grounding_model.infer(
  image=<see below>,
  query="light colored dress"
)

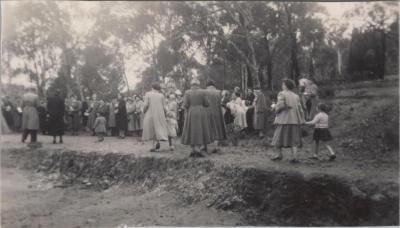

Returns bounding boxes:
[21,92,40,130]
[94,116,107,133]
[141,90,169,141]
[107,103,116,128]
[165,99,178,138]
[253,91,267,130]
[133,100,144,131]
[227,97,247,129]
[126,102,136,131]
[0,100,11,134]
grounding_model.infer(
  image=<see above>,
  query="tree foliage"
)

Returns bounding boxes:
[2,1,398,98]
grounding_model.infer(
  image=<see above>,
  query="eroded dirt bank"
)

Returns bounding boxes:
[2,147,399,227]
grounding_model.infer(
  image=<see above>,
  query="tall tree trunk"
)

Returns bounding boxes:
[267,59,273,89]
[290,35,300,83]
[337,48,342,76]
[285,4,300,83]
[379,29,386,80]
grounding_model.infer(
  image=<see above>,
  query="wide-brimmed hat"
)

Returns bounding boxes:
[174,90,182,96]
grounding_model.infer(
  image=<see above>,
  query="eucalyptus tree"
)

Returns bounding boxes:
[346,1,399,79]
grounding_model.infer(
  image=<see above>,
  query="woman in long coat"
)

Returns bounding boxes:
[47,90,65,144]
[181,79,212,157]
[21,88,40,143]
[126,97,136,134]
[115,93,127,138]
[107,99,117,136]
[271,79,305,163]
[1,99,11,134]
[142,83,169,152]
[253,89,267,138]
[87,94,99,134]
[204,80,227,152]
[133,95,144,136]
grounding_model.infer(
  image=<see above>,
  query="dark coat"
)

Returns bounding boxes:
[116,99,127,130]
[47,96,65,136]
[205,86,227,141]
[181,88,213,145]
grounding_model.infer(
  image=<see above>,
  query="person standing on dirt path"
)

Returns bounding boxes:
[181,79,213,157]
[253,88,267,138]
[142,82,169,152]
[204,79,227,153]
[306,103,336,161]
[115,93,128,139]
[271,79,305,163]
[21,87,40,144]
[299,78,319,121]
[47,89,65,144]
[165,93,178,151]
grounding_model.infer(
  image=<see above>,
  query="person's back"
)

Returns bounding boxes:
[205,88,222,112]
[274,90,304,125]
[205,85,227,141]
[147,91,165,112]
[48,96,64,115]
[184,88,207,108]
[23,92,39,107]
[94,116,107,132]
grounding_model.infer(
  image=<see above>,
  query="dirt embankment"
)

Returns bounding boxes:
[2,147,398,226]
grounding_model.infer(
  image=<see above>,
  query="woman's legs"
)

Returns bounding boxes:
[312,140,320,158]
[271,146,283,160]
[168,137,174,150]
[59,135,63,143]
[291,146,298,162]
[53,136,56,144]
[150,139,160,152]
[189,145,204,157]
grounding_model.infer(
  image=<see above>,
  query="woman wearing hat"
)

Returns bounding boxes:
[142,82,170,151]
[115,93,128,139]
[47,89,65,144]
[253,88,267,138]
[181,78,213,157]
[126,97,136,135]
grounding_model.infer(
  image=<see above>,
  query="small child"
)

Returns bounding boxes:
[93,112,107,142]
[306,103,336,161]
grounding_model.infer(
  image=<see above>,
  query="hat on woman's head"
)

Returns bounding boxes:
[174,90,182,96]
[190,78,200,86]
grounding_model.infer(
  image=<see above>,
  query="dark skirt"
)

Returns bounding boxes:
[48,114,64,136]
[271,124,302,148]
[313,128,332,141]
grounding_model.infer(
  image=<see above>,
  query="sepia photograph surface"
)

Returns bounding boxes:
[0,1,399,227]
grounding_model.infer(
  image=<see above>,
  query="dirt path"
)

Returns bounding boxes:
[1,133,398,184]
[1,166,244,228]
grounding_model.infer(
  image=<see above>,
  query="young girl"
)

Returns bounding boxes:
[93,112,107,142]
[306,103,336,161]
[165,93,178,151]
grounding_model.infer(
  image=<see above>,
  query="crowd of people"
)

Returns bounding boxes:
[1,77,335,162]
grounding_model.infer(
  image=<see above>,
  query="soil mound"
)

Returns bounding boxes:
[2,147,398,226]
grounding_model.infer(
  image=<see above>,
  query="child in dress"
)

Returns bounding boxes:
[165,94,178,151]
[306,103,336,161]
[93,112,107,142]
